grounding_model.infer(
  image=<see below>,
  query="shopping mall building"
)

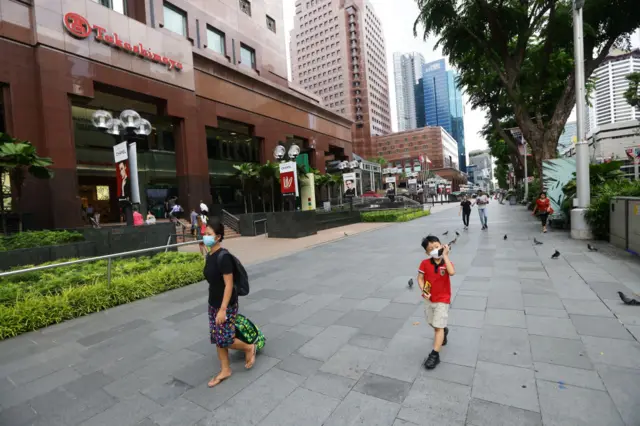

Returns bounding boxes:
[0,0,353,229]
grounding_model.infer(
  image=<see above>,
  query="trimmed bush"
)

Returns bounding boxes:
[585,180,640,240]
[0,252,204,339]
[0,230,84,252]
[362,208,430,222]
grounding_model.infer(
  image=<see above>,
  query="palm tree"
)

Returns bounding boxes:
[233,163,256,213]
[257,161,279,212]
[369,156,387,168]
[0,133,54,233]
[315,173,331,202]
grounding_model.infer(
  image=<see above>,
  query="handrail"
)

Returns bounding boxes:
[221,209,239,221]
[0,239,203,283]
[221,209,240,233]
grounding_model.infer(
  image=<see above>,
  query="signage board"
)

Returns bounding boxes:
[113,141,128,163]
[279,161,299,196]
[343,172,357,198]
[63,12,184,71]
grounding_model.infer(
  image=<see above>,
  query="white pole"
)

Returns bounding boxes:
[523,146,528,200]
[571,0,592,239]
[634,158,639,181]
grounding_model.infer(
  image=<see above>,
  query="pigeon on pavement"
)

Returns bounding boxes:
[618,291,639,306]
[587,244,598,252]
[504,235,508,240]
[443,230,449,236]
[408,279,414,289]
[551,250,560,259]
[534,238,543,245]
[455,231,460,237]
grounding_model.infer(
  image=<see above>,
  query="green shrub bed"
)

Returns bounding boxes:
[0,252,204,339]
[0,230,85,252]
[362,208,430,222]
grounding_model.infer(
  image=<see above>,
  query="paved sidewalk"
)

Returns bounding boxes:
[1,203,640,426]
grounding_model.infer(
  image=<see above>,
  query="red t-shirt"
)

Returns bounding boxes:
[536,198,550,213]
[418,258,452,304]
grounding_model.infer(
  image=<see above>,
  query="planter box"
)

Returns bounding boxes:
[316,211,361,231]
[238,213,268,236]
[78,222,174,255]
[0,241,97,270]
[266,211,317,238]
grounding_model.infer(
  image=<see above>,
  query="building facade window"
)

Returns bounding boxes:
[92,0,127,14]
[163,2,187,36]
[239,0,251,16]
[240,44,256,69]
[206,26,225,55]
[266,15,276,33]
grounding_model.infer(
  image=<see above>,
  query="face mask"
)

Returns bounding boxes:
[429,248,442,259]
[203,235,217,247]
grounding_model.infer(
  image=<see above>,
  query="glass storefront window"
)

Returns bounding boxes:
[163,2,187,37]
[72,90,178,223]
[92,0,126,15]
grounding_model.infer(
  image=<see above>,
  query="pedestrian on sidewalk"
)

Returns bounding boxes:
[418,235,455,370]
[203,218,256,388]
[532,192,553,233]
[474,189,489,230]
[459,195,472,230]
[200,199,210,219]
[190,208,198,236]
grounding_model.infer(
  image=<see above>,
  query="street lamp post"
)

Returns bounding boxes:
[571,0,592,239]
[273,142,300,211]
[91,109,152,226]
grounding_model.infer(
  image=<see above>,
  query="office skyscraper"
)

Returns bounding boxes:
[290,0,392,157]
[393,52,425,131]
[421,59,466,172]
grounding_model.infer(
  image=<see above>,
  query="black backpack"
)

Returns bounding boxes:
[217,248,250,296]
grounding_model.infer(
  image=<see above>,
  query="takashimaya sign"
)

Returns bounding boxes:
[63,12,184,71]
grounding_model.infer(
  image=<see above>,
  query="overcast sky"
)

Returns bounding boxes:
[282,0,489,153]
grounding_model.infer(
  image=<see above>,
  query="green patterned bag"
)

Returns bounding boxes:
[235,314,266,351]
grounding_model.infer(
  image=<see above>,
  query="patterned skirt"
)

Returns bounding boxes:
[208,304,238,348]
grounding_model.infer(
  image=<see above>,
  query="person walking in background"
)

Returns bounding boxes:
[532,191,553,233]
[459,195,472,230]
[474,190,489,230]
[133,208,144,227]
[190,208,198,236]
[200,200,210,219]
[203,218,256,388]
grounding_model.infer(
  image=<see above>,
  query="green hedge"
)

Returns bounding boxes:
[362,208,430,222]
[585,180,640,240]
[0,252,204,339]
[0,230,85,252]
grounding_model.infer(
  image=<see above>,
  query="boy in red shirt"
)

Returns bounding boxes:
[418,235,455,369]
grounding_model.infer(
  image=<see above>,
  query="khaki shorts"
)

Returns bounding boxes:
[424,301,449,329]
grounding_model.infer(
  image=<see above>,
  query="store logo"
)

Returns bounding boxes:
[63,12,184,71]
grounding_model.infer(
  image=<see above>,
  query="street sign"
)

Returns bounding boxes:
[279,161,299,196]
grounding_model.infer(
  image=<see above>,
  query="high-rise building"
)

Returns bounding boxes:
[587,49,640,131]
[290,0,392,158]
[421,59,466,172]
[393,52,425,131]
[468,149,493,191]
[558,121,577,153]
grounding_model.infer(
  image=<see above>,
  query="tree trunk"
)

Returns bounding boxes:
[242,180,248,214]
[271,180,275,212]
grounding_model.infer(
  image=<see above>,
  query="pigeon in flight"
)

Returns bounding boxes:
[587,244,598,252]
[408,279,414,289]
[503,235,508,240]
[534,238,543,245]
[443,230,449,236]
[618,291,639,306]
[551,250,560,259]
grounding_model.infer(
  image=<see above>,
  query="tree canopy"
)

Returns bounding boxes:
[414,0,640,172]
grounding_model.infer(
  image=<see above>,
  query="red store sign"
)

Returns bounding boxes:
[63,12,184,71]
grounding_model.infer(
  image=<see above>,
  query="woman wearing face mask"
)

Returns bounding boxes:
[202,218,256,388]
[532,191,553,233]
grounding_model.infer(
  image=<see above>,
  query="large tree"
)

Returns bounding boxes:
[414,0,640,172]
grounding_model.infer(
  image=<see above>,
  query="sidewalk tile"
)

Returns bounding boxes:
[319,344,381,380]
[479,326,532,368]
[471,361,539,412]
[562,299,615,317]
[524,307,568,318]
[595,364,640,426]
[353,373,412,404]
[570,315,634,340]
[526,316,579,340]
[418,362,475,386]
[348,334,391,351]
[438,326,482,368]
[324,391,400,426]
[466,398,542,426]
[485,309,526,328]
[297,325,359,361]
[361,317,405,338]
[448,309,485,328]
[581,336,640,369]
[302,371,356,399]
[378,303,417,319]
[78,393,161,426]
[259,387,340,426]
[488,292,524,310]
[537,379,624,426]
[533,362,605,391]
[523,295,564,310]
[398,376,470,425]
[335,310,378,329]
[149,398,208,426]
[301,309,346,327]
[529,335,592,369]
[452,296,487,311]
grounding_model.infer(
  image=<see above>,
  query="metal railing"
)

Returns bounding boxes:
[0,238,203,286]
[222,209,240,233]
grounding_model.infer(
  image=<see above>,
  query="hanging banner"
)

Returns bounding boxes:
[279,161,299,196]
[113,142,131,202]
[385,176,396,196]
[343,172,357,198]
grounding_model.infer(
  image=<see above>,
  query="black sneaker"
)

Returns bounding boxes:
[424,351,440,370]
[443,327,449,346]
